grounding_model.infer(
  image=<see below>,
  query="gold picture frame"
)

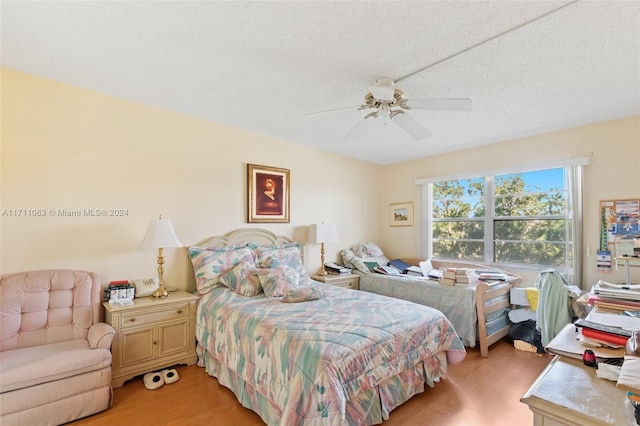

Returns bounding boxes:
[247,164,290,223]
[390,202,414,227]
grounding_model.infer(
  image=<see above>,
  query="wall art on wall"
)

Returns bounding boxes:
[390,202,414,227]
[247,164,290,223]
[599,198,640,269]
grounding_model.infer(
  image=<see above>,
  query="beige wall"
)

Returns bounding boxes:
[378,115,640,287]
[2,68,639,291]
[0,69,380,291]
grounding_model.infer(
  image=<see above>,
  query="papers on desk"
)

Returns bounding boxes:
[594,280,640,300]
[617,356,640,394]
[545,323,625,360]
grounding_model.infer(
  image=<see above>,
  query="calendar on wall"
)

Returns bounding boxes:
[598,199,640,270]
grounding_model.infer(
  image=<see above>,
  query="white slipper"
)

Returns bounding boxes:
[143,372,164,390]
[161,368,180,384]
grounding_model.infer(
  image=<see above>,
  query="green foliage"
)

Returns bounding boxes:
[433,173,570,264]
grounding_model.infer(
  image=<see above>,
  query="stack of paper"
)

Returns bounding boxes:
[594,280,640,301]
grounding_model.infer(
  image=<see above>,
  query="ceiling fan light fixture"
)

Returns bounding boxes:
[370,78,396,101]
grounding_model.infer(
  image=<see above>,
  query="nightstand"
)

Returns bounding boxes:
[311,273,359,290]
[103,290,198,388]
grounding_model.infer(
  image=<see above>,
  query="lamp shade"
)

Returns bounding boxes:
[140,217,182,248]
[308,224,338,244]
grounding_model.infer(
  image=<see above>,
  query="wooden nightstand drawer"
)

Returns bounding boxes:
[119,303,189,329]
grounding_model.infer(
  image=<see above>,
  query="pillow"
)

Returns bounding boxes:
[255,243,313,286]
[132,278,159,298]
[188,243,256,294]
[257,265,300,297]
[352,242,384,258]
[281,286,322,303]
[219,262,262,296]
[340,249,369,274]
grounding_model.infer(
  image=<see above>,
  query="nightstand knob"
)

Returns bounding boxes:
[177,309,183,314]
[130,318,136,322]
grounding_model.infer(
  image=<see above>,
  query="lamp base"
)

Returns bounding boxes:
[151,284,169,298]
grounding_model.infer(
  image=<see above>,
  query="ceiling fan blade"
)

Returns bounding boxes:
[405,98,473,111]
[391,111,431,141]
[306,105,361,117]
[342,116,370,143]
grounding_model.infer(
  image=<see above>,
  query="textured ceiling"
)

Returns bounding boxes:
[2,1,639,165]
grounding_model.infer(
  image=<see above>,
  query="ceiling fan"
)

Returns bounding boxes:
[309,78,472,142]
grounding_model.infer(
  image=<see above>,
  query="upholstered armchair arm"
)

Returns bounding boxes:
[87,322,116,349]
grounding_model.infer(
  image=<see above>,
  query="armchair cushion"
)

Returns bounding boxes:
[0,339,112,393]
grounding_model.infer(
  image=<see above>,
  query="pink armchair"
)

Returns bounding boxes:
[0,270,115,425]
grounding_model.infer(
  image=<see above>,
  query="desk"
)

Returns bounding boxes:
[521,355,636,425]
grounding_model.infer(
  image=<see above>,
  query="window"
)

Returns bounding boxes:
[420,161,585,284]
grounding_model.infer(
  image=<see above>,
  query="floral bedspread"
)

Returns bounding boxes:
[196,282,466,424]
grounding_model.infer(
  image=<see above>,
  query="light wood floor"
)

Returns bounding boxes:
[71,340,552,426]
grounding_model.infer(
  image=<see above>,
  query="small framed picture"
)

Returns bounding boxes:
[390,202,414,227]
[247,163,290,223]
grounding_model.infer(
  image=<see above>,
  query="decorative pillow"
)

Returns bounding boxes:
[352,242,384,258]
[257,265,300,297]
[255,243,313,286]
[341,249,390,274]
[132,278,159,297]
[188,243,256,294]
[340,249,370,274]
[219,262,262,296]
[281,286,322,303]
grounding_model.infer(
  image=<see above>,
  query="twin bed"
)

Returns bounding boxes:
[188,228,466,425]
[357,259,521,358]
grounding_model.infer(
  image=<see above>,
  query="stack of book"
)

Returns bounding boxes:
[439,268,479,286]
[577,280,640,348]
[325,263,352,275]
[575,318,633,347]
[476,270,508,281]
[439,269,456,286]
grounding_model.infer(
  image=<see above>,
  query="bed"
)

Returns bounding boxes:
[188,228,466,426]
[341,246,521,358]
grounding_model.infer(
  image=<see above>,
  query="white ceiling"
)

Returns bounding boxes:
[2,1,639,165]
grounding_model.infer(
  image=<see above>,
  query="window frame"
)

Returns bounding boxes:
[416,158,587,285]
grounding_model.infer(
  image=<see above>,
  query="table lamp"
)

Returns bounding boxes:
[140,215,182,298]
[308,224,338,276]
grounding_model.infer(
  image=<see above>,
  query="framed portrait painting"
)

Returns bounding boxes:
[390,202,414,227]
[247,164,290,223]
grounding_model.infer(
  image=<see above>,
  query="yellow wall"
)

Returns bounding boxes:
[379,115,640,286]
[2,68,639,290]
[0,68,380,291]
